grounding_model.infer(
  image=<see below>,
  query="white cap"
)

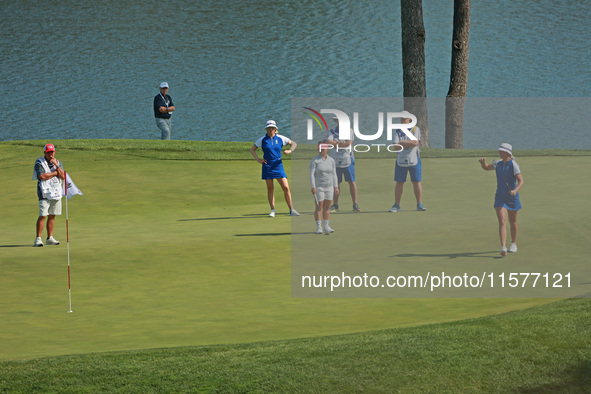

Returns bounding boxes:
[265,120,278,129]
[498,143,513,155]
[159,82,169,88]
[399,110,413,119]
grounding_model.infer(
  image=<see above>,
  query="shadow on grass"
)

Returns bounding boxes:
[178,213,313,221]
[391,251,503,260]
[235,232,315,236]
[179,216,264,221]
[518,362,591,393]
[235,233,292,237]
[0,244,32,248]
[331,210,411,215]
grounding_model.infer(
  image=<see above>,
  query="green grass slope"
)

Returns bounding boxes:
[1,298,589,392]
[1,141,589,366]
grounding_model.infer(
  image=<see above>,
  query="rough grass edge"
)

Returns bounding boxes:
[0,298,589,393]
[3,139,590,161]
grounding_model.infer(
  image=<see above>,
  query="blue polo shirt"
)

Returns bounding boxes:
[492,158,522,210]
[255,134,290,163]
[254,134,290,179]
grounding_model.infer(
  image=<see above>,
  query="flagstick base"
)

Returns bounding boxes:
[67,287,72,314]
[64,172,81,314]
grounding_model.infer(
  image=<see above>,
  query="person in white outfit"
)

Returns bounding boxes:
[310,142,339,234]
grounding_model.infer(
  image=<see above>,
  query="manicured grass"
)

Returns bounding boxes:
[4,139,590,163]
[2,139,256,161]
[1,140,589,390]
[290,154,591,298]
[0,298,589,392]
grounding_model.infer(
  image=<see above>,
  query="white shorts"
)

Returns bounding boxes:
[39,198,62,216]
[315,188,334,202]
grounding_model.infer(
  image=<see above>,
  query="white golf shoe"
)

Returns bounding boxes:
[500,246,507,257]
[389,204,401,213]
[509,243,518,253]
[269,210,276,217]
[34,237,43,247]
[46,236,60,245]
[289,209,300,216]
[316,226,323,234]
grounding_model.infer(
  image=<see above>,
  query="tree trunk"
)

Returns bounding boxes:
[401,0,429,147]
[445,0,470,149]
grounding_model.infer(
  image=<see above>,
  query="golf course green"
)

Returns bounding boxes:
[1,140,589,391]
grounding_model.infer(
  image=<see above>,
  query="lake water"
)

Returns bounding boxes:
[1,0,590,148]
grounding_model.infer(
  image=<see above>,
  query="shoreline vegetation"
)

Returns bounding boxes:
[2,139,590,163]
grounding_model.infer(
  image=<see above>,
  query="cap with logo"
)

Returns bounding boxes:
[44,144,55,152]
[159,82,169,88]
[265,120,278,130]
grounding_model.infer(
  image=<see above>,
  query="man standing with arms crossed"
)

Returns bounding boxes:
[33,144,65,247]
[154,82,175,140]
[389,111,427,212]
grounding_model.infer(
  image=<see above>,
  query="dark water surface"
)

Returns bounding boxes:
[2,0,590,148]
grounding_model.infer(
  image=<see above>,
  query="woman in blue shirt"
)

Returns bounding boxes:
[250,120,299,217]
[479,143,525,256]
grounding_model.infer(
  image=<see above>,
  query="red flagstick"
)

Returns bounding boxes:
[65,172,73,313]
